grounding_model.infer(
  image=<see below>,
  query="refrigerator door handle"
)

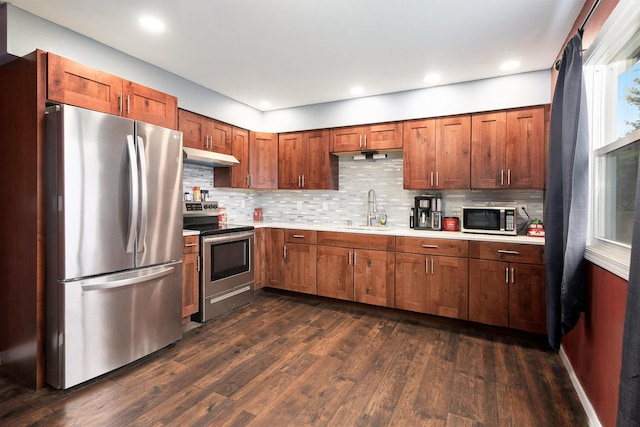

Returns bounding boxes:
[136,135,148,253]
[80,265,175,291]
[126,135,139,254]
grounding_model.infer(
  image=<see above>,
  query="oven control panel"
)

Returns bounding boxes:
[183,201,219,216]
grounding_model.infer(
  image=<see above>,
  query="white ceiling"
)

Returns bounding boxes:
[11,0,586,111]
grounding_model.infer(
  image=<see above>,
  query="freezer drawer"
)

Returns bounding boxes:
[46,262,182,389]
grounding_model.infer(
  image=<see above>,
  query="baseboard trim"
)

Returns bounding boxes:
[559,346,602,427]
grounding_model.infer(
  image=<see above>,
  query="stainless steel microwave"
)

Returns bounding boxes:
[461,206,517,235]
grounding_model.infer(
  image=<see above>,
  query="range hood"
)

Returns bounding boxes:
[183,146,240,167]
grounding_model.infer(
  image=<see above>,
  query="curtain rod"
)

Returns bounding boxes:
[554,0,602,70]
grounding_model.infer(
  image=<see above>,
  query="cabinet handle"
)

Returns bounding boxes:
[284,245,287,258]
[118,92,123,113]
[359,135,363,149]
[348,251,352,265]
[435,172,439,187]
[425,258,429,275]
[302,175,305,187]
[363,134,367,148]
[126,95,130,115]
[498,250,520,255]
[292,234,305,238]
[197,255,201,272]
[184,243,198,247]
[353,251,357,266]
[511,268,515,284]
[431,258,435,275]
[505,267,509,283]
[507,169,512,186]
[421,244,438,249]
[501,169,505,186]
[298,176,301,187]
[430,171,434,187]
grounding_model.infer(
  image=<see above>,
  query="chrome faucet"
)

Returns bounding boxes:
[366,189,378,226]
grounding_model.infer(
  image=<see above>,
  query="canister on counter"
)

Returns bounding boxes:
[193,186,201,201]
[253,207,263,221]
[443,217,459,231]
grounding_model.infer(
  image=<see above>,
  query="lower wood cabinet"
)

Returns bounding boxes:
[395,237,469,320]
[468,241,546,334]
[284,229,317,295]
[265,228,285,289]
[253,228,265,290]
[182,236,200,320]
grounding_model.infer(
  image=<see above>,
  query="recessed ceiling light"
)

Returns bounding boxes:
[500,60,521,71]
[424,73,441,85]
[350,86,364,95]
[139,16,165,33]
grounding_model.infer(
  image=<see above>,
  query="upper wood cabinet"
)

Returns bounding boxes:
[249,132,278,189]
[47,53,178,129]
[214,127,250,188]
[471,106,547,189]
[178,109,232,154]
[279,130,338,190]
[330,122,402,153]
[403,115,471,190]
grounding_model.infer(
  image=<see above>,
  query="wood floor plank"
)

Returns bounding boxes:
[0,290,589,427]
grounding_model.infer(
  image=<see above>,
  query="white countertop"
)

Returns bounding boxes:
[230,221,545,245]
[182,229,200,237]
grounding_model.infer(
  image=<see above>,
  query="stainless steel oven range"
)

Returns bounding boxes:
[183,201,254,322]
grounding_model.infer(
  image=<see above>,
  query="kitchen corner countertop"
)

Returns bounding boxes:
[183,229,200,237]
[243,221,545,245]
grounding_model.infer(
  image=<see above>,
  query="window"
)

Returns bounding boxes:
[584,0,640,278]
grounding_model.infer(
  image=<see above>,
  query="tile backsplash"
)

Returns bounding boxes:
[183,154,544,228]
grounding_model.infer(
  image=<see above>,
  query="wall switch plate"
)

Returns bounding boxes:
[297,201,303,210]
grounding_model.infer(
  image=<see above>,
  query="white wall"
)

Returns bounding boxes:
[4,3,551,133]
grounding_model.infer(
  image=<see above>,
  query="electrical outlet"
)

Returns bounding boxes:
[241,200,246,208]
[322,201,328,211]
[297,201,303,210]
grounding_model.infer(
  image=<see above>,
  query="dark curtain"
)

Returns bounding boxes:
[544,32,590,351]
[617,165,640,426]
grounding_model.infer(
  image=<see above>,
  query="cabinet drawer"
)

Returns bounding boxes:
[183,236,200,254]
[317,232,395,251]
[396,236,468,257]
[469,241,544,264]
[285,229,317,244]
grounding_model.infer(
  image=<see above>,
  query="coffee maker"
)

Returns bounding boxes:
[414,195,443,230]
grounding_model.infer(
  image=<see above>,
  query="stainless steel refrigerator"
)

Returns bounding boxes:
[45,104,183,389]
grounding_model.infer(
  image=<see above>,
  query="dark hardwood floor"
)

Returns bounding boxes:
[0,290,588,426]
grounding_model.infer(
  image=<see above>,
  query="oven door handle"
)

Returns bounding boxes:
[203,231,254,244]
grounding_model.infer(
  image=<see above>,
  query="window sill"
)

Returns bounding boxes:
[585,241,631,281]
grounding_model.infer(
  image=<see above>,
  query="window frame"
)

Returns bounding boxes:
[583,0,640,280]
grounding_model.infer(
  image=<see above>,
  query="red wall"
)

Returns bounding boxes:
[562,263,628,427]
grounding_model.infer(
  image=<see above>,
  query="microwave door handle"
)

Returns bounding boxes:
[137,135,148,252]
[126,135,139,254]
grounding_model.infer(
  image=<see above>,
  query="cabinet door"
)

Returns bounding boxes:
[266,228,285,289]
[435,115,471,189]
[430,256,469,320]
[253,228,266,290]
[179,109,207,150]
[305,130,337,190]
[469,259,508,327]
[471,112,506,189]
[395,252,429,313]
[366,122,402,150]
[123,81,178,129]
[354,249,395,308]
[278,132,306,189]
[231,127,250,188]
[330,126,365,152]
[47,53,122,116]
[209,120,233,154]
[317,246,353,300]
[182,236,200,319]
[506,106,546,189]
[403,118,437,190]
[249,132,278,189]
[509,263,547,334]
[284,243,317,295]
